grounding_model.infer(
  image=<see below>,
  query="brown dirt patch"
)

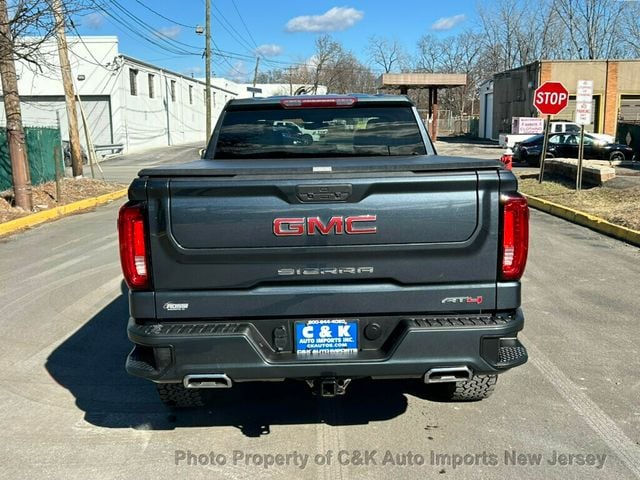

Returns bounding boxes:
[517,174,640,231]
[0,179,127,224]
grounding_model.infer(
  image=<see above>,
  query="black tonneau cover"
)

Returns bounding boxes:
[138,155,503,178]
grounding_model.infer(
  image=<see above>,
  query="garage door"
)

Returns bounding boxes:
[0,95,113,147]
[620,96,640,123]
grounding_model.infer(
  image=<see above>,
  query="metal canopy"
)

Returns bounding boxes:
[378,73,468,140]
[378,73,467,89]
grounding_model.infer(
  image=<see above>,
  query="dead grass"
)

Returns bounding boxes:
[518,174,640,231]
[0,179,126,224]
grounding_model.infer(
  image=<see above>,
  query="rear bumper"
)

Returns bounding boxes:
[126,309,527,383]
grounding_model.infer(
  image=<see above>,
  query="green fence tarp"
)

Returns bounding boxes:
[0,126,63,192]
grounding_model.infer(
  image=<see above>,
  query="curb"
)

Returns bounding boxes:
[523,194,640,247]
[0,188,128,238]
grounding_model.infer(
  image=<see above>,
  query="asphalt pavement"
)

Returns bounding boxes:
[0,141,639,479]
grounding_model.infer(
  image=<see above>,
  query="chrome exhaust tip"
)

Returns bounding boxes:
[424,366,473,384]
[183,374,232,389]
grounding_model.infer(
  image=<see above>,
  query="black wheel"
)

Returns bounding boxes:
[609,151,625,162]
[156,383,204,408]
[439,374,498,401]
[301,134,313,146]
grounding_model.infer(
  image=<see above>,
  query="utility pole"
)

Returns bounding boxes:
[252,56,260,97]
[205,0,211,143]
[51,0,83,178]
[0,0,32,210]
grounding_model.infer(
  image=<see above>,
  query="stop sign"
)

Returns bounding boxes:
[534,81,569,115]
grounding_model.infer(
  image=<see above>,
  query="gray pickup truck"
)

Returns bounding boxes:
[118,95,529,407]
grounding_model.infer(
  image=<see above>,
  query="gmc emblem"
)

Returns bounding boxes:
[273,215,377,236]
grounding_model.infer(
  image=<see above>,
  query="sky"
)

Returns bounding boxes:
[74,0,480,81]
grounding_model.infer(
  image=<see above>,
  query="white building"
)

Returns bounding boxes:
[209,78,328,98]
[0,36,237,154]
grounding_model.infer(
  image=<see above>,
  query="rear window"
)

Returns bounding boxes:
[211,106,427,159]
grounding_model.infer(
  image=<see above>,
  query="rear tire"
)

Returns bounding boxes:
[156,383,205,408]
[609,151,625,162]
[440,374,498,401]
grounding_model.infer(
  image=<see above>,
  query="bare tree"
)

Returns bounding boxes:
[0,0,91,209]
[0,0,39,210]
[310,35,345,94]
[620,2,640,56]
[553,0,626,59]
[415,31,485,116]
[366,36,407,73]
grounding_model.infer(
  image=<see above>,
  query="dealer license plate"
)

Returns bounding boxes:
[295,319,358,354]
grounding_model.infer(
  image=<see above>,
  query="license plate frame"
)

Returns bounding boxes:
[294,319,358,355]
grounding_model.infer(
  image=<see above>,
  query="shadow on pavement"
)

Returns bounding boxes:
[45,284,447,437]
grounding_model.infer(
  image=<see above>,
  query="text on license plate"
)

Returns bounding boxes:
[295,319,358,354]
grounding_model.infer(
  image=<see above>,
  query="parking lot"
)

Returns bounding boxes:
[0,143,639,479]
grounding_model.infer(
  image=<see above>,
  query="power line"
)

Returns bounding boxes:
[212,39,249,79]
[90,0,201,56]
[211,3,255,54]
[68,19,115,70]
[230,0,258,49]
[132,0,196,29]
[95,6,196,56]
[110,0,202,52]
[85,1,383,78]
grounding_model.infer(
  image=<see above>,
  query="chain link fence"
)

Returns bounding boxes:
[419,110,479,137]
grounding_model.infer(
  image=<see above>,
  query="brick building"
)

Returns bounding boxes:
[487,60,640,140]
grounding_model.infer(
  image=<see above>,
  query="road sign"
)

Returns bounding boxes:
[575,80,593,125]
[575,80,593,191]
[534,81,569,115]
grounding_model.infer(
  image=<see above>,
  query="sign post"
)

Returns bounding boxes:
[575,80,593,191]
[533,81,569,183]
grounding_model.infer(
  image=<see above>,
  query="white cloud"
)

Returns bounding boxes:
[84,12,104,30]
[255,44,284,57]
[157,26,182,40]
[285,7,364,33]
[431,14,466,31]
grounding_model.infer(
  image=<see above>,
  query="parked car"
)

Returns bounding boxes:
[499,121,615,148]
[273,120,328,143]
[513,133,634,166]
[272,122,312,145]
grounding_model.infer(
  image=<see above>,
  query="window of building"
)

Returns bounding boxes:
[148,74,155,99]
[170,80,176,102]
[189,85,193,105]
[129,69,138,96]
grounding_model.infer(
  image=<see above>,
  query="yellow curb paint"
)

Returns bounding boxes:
[0,188,128,238]
[523,193,640,247]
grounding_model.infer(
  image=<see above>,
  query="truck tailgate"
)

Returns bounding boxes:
[143,169,502,318]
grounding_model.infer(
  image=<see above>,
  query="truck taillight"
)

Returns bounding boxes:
[118,203,151,290]
[280,97,357,109]
[500,194,529,281]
